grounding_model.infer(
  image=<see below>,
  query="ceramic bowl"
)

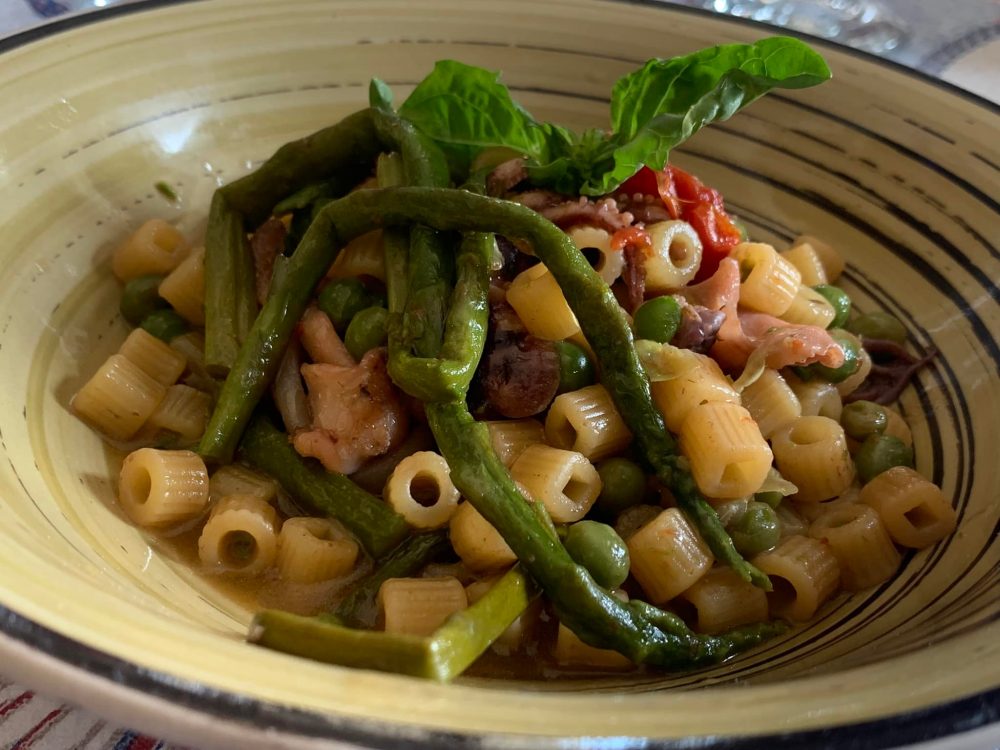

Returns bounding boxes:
[0,1,997,748]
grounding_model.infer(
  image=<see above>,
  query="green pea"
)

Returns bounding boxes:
[344,306,389,361]
[809,329,861,383]
[847,311,907,344]
[812,284,851,329]
[855,434,914,484]
[562,520,630,589]
[633,296,682,344]
[754,491,784,509]
[318,278,384,331]
[730,501,781,557]
[139,309,189,343]
[553,340,595,394]
[841,400,888,441]
[120,274,168,325]
[596,457,648,515]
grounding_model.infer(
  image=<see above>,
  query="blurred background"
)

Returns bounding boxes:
[1,0,998,103]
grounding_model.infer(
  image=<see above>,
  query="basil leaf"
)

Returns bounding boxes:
[394,38,830,196]
[590,37,831,195]
[398,60,565,165]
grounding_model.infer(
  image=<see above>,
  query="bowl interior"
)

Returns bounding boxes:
[0,0,998,744]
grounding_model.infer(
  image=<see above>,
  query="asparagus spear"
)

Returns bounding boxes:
[203,192,257,374]
[371,100,491,401]
[251,567,535,681]
[203,109,382,373]
[237,413,409,558]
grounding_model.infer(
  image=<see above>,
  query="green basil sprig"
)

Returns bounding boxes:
[392,37,830,195]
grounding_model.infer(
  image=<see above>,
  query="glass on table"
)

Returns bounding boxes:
[687,0,909,55]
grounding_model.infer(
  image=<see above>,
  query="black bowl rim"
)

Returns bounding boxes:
[0,1,997,748]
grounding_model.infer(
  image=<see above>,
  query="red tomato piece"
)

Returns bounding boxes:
[616,165,742,282]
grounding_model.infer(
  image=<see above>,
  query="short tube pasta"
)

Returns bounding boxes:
[545,384,632,462]
[643,220,703,292]
[752,534,840,621]
[771,416,855,502]
[780,242,828,286]
[509,444,602,522]
[118,448,209,527]
[277,517,359,583]
[860,467,957,548]
[793,235,844,282]
[506,262,580,340]
[808,504,900,590]
[118,328,187,386]
[730,242,801,316]
[72,354,167,440]
[781,285,836,328]
[449,501,517,572]
[327,229,386,281]
[678,567,769,634]
[650,348,739,432]
[385,451,461,529]
[209,464,278,503]
[679,401,773,499]
[627,508,714,604]
[198,494,279,574]
[567,225,623,285]
[775,502,808,538]
[159,246,206,325]
[486,419,544,468]
[553,623,631,668]
[378,576,467,637]
[741,369,801,439]
[147,384,211,441]
[788,376,843,422]
[883,406,913,448]
[112,218,189,281]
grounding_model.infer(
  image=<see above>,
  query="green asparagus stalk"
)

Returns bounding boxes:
[251,567,535,681]
[387,231,491,402]
[237,413,409,558]
[371,102,492,401]
[221,109,382,225]
[203,109,382,373]
[202,192,258,374]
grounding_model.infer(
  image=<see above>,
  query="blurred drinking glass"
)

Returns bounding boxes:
[694,0,908,54]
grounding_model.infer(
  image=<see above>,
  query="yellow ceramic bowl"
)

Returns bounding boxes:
[0,1,997,747]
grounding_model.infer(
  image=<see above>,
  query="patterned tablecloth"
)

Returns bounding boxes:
[0,0,996,748]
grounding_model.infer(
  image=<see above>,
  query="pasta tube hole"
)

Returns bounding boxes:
[222,530,258,566]
[766,575,798,614]
[127,468,153,507]
[564,475,591,505]
[721,460,761,489]
[904,504,940,530]
[549,420,577,451]
[410,472,442,508]
[787,420,828,445]
[580,246,602,269]
[668,235,696,265]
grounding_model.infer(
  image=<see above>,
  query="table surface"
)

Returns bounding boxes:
[0,0,996,748]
